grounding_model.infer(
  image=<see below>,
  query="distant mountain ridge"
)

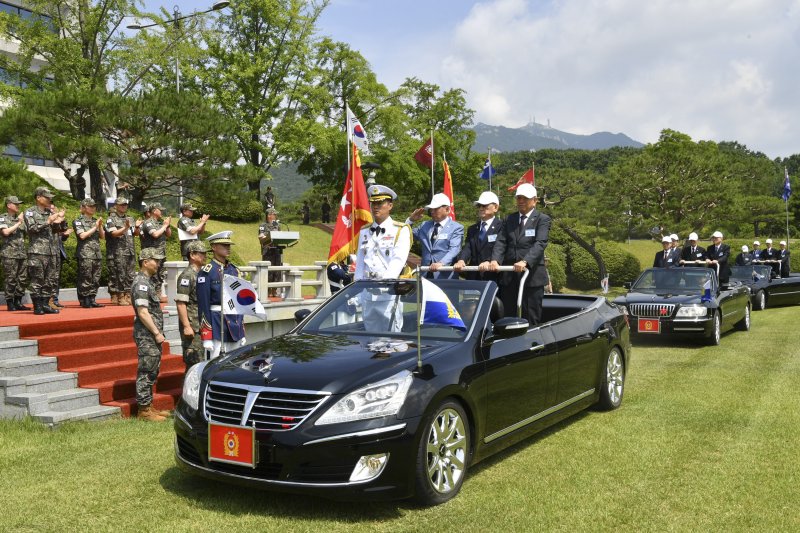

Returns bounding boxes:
[472,121,644,152]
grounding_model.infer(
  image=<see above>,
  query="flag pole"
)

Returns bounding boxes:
[416,269,422,372]
[786,167,791,249]
[487,146,492,192]
[430,130,435,198]
[345,103,351,175]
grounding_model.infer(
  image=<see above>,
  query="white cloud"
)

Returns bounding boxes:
[433,0,800,157]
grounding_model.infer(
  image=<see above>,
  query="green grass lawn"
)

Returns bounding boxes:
[2,307,799,531]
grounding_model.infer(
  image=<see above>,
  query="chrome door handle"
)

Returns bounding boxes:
[529,344,544,352]
[597,328,610,336]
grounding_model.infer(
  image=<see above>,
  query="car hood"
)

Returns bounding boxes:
[202,332,451,393]
[614,292,707,305]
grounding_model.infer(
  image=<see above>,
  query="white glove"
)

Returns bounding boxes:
[203,340,213,350]
[238,337,246,347]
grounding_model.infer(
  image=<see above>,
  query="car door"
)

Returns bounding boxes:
[549,311,604,404]
[483,325,556,441]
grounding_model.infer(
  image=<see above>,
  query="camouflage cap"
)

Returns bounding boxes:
[180,202,195,212]
[139,248,165,261]
[266,207,278,215]
[34,186,54,199]
[186,240,209,254]
[5,195,22,205]
[80,198,96,207]
[115,197,129,205]
[149,202,164,211]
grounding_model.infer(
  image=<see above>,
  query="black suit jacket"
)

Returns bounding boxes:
[780,250,791,277]
[457,218,503,279]
[491,210,551,287]
[653,249,677,268]
[706,243,731,282]
[681,245,706,262]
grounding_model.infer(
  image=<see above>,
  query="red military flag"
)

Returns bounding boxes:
[415,137,433,168]
[328,144,373,264]
[442,159,456,221]
[508,164,535,191]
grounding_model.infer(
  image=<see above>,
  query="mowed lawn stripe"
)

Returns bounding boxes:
[1,307,799,531]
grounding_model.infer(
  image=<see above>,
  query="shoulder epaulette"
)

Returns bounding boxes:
[392,221,409,228]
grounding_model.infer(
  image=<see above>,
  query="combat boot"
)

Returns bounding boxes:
[32,297,44,315]
[137,405,166,422]
[50,296,64,308]
[155,407,172,417]
[6,298,18,311]
[109,292,119,305]
[41,297,59,314]
[15,297,30,311]
[90,296,104,308]
[121,293,132,306]
[79,297,92,309]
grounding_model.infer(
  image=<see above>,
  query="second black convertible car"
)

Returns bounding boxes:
[174,278,630,505]
[614,267,750,345]
[729,265,800,310]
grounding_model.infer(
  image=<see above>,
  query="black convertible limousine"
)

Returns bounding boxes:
[613,267,750,345]
[729,265,800,310]
[173,273,630,505]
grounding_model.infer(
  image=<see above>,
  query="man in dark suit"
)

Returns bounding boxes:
[680,232,706,264]
[705,231,731,284]
[454,191,503,282]
[654,236,677,268]
[751,240,763,260]
[779,241,791,277]
[481,183,551,325]
[762,238,781,277]
[407,193,464,279]
[735,245,753,266]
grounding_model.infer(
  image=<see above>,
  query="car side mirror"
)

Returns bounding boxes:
[491,317,529,339]
[623,282,632,289]
[294,309,311,324]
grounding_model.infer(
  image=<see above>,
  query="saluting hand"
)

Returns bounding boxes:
[409,208,425,222]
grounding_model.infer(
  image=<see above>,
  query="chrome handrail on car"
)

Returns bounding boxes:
[415,265,529,317]
[680,260,719,278]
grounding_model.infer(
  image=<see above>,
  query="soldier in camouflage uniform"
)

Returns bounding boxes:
[177,202,210,260]
[139,202,171,298]
[24,187,63,315]
[105,197,140,306]
[132,248,169,422]
[0,196,30,311]
[73,198,105,308]
[175,240,209,369]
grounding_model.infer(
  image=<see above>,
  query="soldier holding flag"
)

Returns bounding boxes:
[196,231,246,359]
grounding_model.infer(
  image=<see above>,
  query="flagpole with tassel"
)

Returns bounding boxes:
[785,166,791,249]
[487,146,492,192]
[430,130,435,198]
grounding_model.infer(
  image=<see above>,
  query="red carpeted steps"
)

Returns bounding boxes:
[15,305,185,418]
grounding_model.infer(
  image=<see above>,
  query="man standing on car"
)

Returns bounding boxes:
[680,232,705,265]
[454,191,503,283]
[705,231,731,284]
[355,185,411,331]
[654,236,677,268]
[481,183,550,325]
[779,241,791,278]
[406,193,463,279]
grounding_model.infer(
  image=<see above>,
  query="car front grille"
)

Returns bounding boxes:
[204,382,329,431]
[629,303,676,318]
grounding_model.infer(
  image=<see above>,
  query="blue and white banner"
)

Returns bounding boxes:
[419,277,466,330]
[782,167,792,202]
[223,274,266,319]
[700,278,712,303]
[479,157,496,180]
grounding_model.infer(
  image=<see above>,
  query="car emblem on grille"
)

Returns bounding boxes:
[660,307,669,315]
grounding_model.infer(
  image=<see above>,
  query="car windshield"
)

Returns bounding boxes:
[632,268,714,294]
[299,280,490,340]
[730,265,772,281]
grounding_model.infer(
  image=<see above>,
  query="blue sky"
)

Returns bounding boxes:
[140,0,800,158]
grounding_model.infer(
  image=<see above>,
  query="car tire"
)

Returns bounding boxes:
[598,346,625,411]
[413,400,470,506]
[706,311,721,346]
[755,290,766,311]
[735,304,751,331]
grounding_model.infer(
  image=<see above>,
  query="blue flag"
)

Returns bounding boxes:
[419,277,466,330]
[479,157,496,180]
[700,278,712,303]
[782,167,791,202]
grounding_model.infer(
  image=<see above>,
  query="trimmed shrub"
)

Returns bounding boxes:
[546,243,567,293]
[195,198,262,223]
[568,241,641,289]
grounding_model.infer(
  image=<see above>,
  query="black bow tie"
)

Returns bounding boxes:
[370,226,385,235]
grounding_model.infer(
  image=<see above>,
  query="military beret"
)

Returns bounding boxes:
[34,186,54,199]
[368,184,397,201]
[5,195,22,205]
[139,248,165,261]
[186,240,210,254]
[80,198,96,207]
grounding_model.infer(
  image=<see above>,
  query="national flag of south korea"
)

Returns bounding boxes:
[223,274,266,319]
[346,105,370,154]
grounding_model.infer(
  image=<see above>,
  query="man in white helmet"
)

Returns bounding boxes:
[680,232,705,265]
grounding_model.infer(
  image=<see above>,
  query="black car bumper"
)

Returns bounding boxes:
[630,315,714,338]
[173,403,423,501]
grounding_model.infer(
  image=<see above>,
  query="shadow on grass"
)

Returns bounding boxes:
[159,466,412,520]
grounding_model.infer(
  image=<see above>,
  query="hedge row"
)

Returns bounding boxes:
[566,241,642,289]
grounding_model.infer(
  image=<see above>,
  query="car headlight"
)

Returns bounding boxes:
[182,361,207,410]
[315,370,413,425]
[675,305,708,318]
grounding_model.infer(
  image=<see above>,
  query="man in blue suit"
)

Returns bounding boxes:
[407,193,464,279]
